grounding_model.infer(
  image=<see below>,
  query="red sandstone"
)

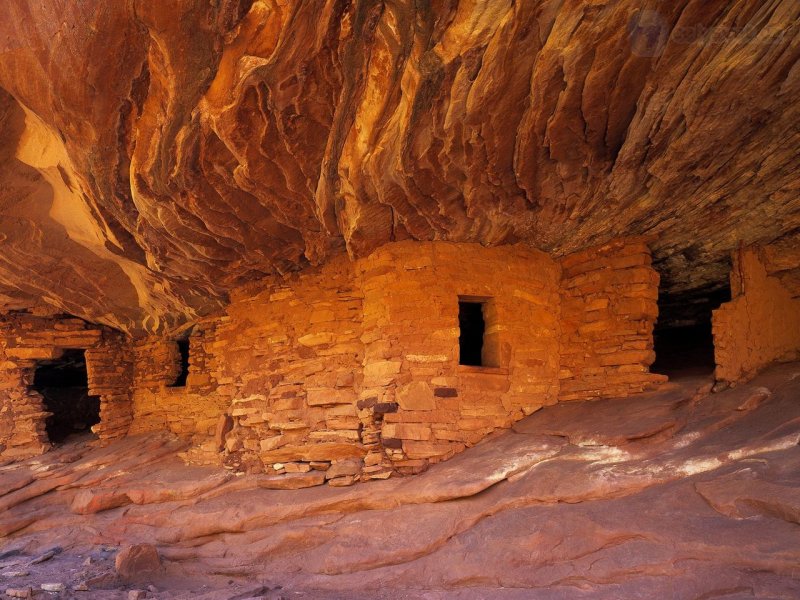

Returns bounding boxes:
[0,2,799,598]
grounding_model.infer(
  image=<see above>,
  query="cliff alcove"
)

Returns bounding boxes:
[0,1,799,597]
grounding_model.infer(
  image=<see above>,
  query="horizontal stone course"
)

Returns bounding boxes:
[558,238,667,402]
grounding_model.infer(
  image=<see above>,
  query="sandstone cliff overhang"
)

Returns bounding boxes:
[0,1,797,335]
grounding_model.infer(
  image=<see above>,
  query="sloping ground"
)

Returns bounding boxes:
[1,365,800,599]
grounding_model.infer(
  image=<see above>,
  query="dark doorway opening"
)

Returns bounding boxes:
[169,339,190,388]
[32,349,99,444]
[459,301,485,366]
[652,284,731,379]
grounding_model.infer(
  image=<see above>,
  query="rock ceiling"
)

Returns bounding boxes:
[0,0,798,336]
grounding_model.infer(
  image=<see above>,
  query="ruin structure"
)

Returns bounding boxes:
[3,235,798,486]
[0,0,799,491]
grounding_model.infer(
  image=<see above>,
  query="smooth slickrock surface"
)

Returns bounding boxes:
[0,1,798,334]
[0,363,799,598]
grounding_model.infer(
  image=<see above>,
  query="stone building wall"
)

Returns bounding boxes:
[214,255,365,476]
[0,320,51,460]
[127,321,228,459]
[0,313,132,460]
[85,330,134,440]
[558,238,667,402]
[142,241,562,480]
[114,239,665,480]
[758,232,800,298]
[1,239,671,478]
[356,242,561,476]
[713,245,800,383]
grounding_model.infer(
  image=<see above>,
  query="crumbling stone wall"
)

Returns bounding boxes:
[713,245,800,383]
[127,321,228,460]
[0,314,132,459]
[558,238,666,402]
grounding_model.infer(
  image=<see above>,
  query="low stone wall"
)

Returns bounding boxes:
[0,314,132,459]
[558,238,666,401]
[713,246,800,383]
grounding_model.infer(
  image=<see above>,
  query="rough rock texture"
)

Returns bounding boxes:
[114,544,163,581]
[0,1,798,335]
[0,364,799,598]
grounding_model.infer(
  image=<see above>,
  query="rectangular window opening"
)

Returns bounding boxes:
[168,339,190,388]
[459,299,490,367]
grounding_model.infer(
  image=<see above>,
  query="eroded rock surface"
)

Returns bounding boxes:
[0,1,798,334]
[1,364,799,598]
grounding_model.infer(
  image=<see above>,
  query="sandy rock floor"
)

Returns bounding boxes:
[1,364,799,599]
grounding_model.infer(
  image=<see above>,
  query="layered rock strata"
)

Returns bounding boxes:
[0,1,797,334]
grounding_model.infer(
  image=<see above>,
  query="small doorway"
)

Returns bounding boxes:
[652,283,731,379]
[32,349,100,443]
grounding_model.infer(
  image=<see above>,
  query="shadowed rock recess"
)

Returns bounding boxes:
[0,0,798,333]
[1,1,800,598]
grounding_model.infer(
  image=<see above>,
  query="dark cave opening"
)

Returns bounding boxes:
[32,349,100,444]
[652,284,732,379]
[169,338,190,388]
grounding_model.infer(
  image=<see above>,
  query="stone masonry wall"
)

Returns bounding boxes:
[215,255,365,478]
[713,245,800,383]
[559,238,667,402]
[186,242,561,481]
[0,313,132,460]
[3,239,671,480]
[356,241,561,477]
[85,330,134,440]
[127,320,228,461]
